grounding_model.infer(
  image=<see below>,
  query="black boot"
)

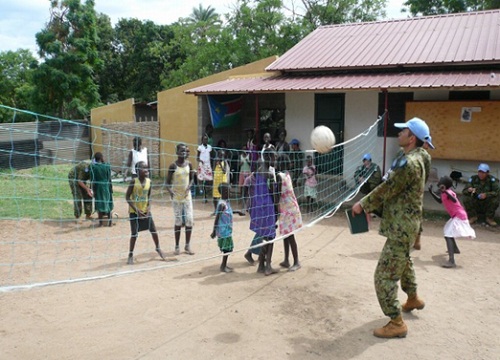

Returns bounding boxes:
[443,237,457,268]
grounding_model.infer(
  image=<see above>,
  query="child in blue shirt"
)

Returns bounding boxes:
[211,183,235,273]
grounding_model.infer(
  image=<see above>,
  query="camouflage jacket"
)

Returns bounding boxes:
[360,147,428,240]
[462,174,500,199]
[354,162,382,189]
[68,160,91,182]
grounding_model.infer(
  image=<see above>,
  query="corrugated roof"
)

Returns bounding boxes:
[267,10,500,72]
[185,71,500,94]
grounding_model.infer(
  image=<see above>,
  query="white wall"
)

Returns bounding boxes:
[344,91,398,173]
[285,92,315,150]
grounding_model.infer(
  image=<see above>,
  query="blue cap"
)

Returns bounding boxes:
[478,163,490,172]
[394,117,435,149]
[289,138,300,145]
[362,153,372,161]
[425,135,434,149]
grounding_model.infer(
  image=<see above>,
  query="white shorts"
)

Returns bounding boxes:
[173,200,194,227]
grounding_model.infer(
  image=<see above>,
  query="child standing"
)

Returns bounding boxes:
[166,143,195,255]
[211,183,236,273]
[303,155,318,213]
[126,161,172,265]
[250,148,279,276]
[212,149,230,215]
[239,147,251,211]
[242,172,262,265]
[429,176,476,268]
[90,152,114,227]
[127,137,150,179]
[276,154,303,271]
[197,134,213,203]
[261,132,275,157]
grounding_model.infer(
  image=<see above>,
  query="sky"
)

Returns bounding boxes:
[0,0,407,56]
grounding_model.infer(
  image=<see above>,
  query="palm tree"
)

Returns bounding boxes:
[187,4,220,25]
[186,4,221,39]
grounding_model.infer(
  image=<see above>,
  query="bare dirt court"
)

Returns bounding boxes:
[1,207,499,359]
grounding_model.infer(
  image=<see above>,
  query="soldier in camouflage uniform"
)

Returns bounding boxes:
[462,163,499,226]
[68,159,94,221]
[354,153,382,194]
[413,139,433,250]
[352,117,434,339]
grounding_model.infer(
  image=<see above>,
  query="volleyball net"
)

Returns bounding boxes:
[0,104,382,291]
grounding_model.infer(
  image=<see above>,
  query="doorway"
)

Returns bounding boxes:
[314,94,345,175]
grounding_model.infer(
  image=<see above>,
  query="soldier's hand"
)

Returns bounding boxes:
[478,193,486,200]
[352,202,363,216]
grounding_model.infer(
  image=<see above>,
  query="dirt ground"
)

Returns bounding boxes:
[1,207,499,359]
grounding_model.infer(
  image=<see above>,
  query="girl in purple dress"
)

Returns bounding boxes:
[250,148,279,276]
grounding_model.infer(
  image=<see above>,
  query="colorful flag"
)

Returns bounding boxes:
[207,95,243,129]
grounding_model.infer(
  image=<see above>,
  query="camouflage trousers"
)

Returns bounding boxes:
[462,195,499,218]
[69,180,93,218]
[374,236,417,319]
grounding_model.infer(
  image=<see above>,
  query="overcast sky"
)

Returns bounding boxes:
[0,0,407,56]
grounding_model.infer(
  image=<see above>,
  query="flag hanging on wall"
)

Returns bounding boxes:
[207,95,243,129]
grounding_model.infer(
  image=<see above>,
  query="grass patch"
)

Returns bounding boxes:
[0,165,127,220]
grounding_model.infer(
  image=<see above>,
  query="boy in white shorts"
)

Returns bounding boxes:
[166,143,195,255]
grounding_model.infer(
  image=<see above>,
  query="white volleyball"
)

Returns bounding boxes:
[310,126,336,153]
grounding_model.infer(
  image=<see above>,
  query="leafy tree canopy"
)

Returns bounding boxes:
[0,50,38,122]
[32,0,102,119]
[402,0,500,16]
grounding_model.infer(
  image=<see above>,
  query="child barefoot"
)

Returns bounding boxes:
[250,148,279,276]
[166,143,195,255]
[429,176,476,268]
[276,154,303,271]
[210,183,242,273]
[126,161,174,264]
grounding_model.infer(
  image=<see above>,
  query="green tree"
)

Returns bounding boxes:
[402,0,500,16]
[298,0,387,28]
[111,19,175,102]
[162,0,308,88]
[186,4,222,39]
[224,0,305,65]
[0,50,38,122]
[31,0,102,119]
[187,4,221,25]
[93,13,119,104]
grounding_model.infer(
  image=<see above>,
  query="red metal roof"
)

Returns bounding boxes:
[267,10,500,72]
[185,71,500,94]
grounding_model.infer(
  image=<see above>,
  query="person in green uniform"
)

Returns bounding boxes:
[351,117,434,339]
[462,163,499,226]
[354,153,382,195]
[68,159,93,221]
[90,152,114,227]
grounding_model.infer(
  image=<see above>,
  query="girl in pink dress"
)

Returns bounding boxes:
[277,154,303,271]
[429,176,476,268]
[303,155,318,213]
